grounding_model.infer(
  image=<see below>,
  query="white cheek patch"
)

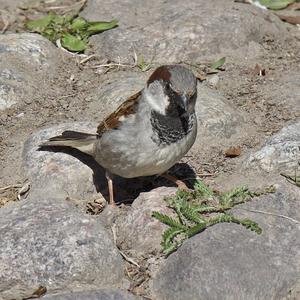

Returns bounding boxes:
[144,88,169,115]
[118,115,126,122]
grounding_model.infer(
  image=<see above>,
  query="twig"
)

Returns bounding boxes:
[59,93,79,99]
[111,224,117,245]
[89,62,133,69]
[196,173,215,177]
[111,224,140,268]
[234,0,251,3]
[0,184,22,192]
[1,21,9,34]
[236,208,300,224]
[79,54,96,64]
[47,0,87,11]
[0,10,11,34]
[119,250,141,268]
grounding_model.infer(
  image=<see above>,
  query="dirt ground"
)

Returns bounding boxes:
[0,1,300,299]
[0,0,299,188]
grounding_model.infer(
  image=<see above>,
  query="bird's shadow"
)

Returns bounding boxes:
[39,146,197,205]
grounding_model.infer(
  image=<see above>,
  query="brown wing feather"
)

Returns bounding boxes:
[97,90,142,137]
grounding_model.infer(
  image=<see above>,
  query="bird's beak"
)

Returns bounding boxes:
[180,94,189,111]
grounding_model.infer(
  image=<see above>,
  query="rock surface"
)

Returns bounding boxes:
[115,187,176,254]
[0,33,62,110]
[82,0,288,63]
[0,193,124,300]
[21,122,104,203]
[43,289,139,300]
[153,183,300,300]
[0,0,300,299]
[245,121,300,172]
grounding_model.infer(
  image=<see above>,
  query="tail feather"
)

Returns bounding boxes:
[40,130,98,156]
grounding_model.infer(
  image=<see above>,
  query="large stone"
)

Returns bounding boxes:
[195,84,243,141]
[43,289,139,300]
[152,183,300,300]
[21,122,103,202]
[81,0,288,63]
[245,121,300,172]
[0,194,124,300]
[0,33,62,110]
[262,70,300,117]
[114,187,176,255]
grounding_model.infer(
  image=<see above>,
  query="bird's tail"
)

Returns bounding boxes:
[40,130,98,156]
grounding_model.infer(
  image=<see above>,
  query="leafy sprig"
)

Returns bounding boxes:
[153,180,274,256]
[25,13,118,52]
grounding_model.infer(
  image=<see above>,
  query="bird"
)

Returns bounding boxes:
[40,65,198,206]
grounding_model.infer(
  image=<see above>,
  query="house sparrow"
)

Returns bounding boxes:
[41,65,198,206]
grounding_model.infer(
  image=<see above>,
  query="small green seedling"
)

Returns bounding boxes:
[153,180,275,256]
[136,55,153,72]
[25,13,118,52]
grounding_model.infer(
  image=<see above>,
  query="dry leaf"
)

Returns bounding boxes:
[196,73,206,81]
[22,286,47,299]
[286,2,300,10]
[225,147,242,158]
[18,182,31,200]
[254,64,266,76]
[276,14,300,24]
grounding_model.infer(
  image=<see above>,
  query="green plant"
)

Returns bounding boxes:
[25,13,118,52]
[136,54,154,72]
[152,180,275,256]
[256,0,296,10]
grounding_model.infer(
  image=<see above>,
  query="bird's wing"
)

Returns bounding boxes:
[97,90,142,137]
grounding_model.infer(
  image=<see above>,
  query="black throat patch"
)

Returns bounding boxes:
[150,109,195,146]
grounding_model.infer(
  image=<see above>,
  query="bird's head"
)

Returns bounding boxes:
[144,65,197,116]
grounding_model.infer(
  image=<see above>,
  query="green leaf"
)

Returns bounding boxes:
[257,0,295,10]
[42,28,57,43]
[61,33,87,52]
[163,241,180,256]
[162,227,184,249]
[51,14,66,25]
[137,55,152,72]
[239,219,262,234]
[180,200,206,224]
[87,19,118,36]
[186,222,206,238]
[220,186,251,206]
[152,211,186,229]
[25,14,55,32]
[71,17,88,31]
[210,57,226,70]
[194,180,215,198]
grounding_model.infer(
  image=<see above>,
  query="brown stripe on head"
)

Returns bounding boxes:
[147,66,171,86]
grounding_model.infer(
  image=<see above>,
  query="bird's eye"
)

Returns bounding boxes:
[165,82,172,92]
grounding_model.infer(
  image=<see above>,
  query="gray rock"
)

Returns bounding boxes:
[21,122,103,203]
[81,0,287,63]
[115,187,176,254]
[245,121,300,172]
[43,289,138,300]
[0,193,124,300]
[0,33,62,110]
[196,84,243,140]
[283,277,300,300]
[152,183,300,300]
[263,70,300,116]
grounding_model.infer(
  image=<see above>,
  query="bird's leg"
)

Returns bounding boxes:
[160,173,189,191]
[105,170,116,207]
